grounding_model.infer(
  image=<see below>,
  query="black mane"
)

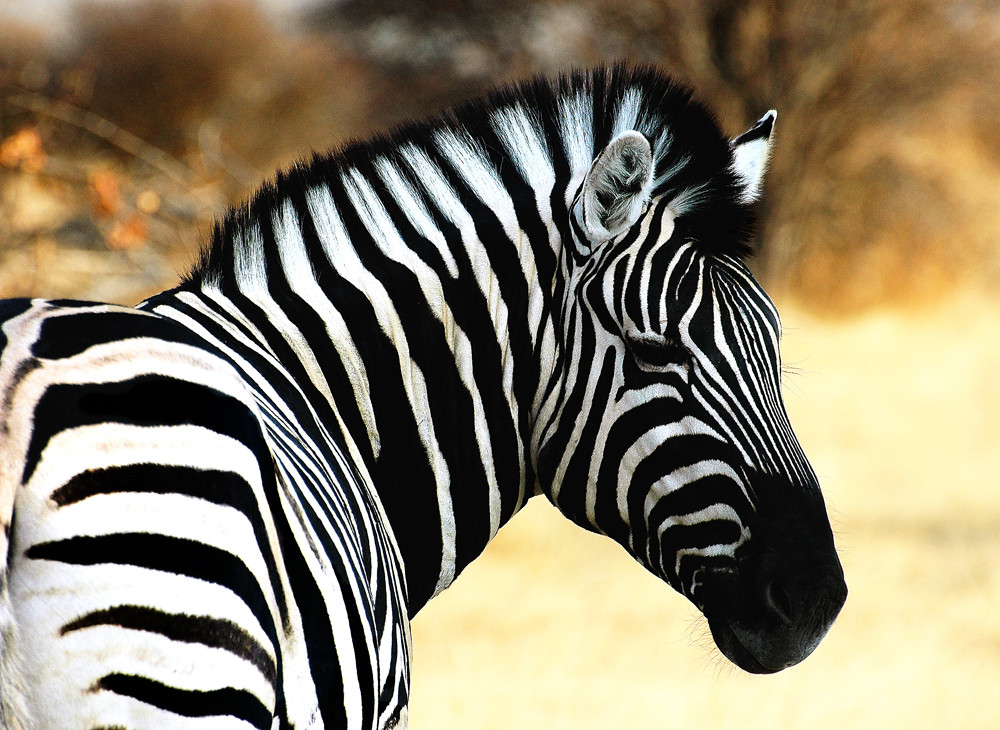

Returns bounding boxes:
[191,64,756,286]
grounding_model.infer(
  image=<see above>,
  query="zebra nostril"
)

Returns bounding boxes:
[762,579,794,623]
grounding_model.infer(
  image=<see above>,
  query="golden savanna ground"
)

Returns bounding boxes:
[408,291,1000,729]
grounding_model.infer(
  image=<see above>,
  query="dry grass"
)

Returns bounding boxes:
[409,290,1000,729]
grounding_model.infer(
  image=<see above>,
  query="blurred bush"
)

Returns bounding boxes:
[75,0,274,154]
[69,0,373,177]
[2,0,999,310]
[0,0,370,302]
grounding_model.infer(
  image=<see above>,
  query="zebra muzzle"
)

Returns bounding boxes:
[701,542,847,673]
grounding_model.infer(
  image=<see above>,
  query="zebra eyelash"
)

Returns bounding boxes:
[623,331,690,370]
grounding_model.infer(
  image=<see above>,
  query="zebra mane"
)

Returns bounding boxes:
[191,64,756,286]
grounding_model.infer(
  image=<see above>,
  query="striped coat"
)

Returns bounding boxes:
[0,65,845,729]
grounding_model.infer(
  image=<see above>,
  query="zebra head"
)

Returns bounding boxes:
[535,107,846,674]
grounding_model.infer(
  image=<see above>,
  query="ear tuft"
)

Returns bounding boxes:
[731,110,776,204]
[576,131,654,247]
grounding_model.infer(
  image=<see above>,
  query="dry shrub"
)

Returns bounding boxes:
[71,0,276,154]
[0,21,57,134]
[66,0,369,179]
[0,21,51,85]
[0,1,378,304]
[605,0,1000,311]
[701,0,1000,312]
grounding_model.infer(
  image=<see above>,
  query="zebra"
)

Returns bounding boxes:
[0,64,846,729]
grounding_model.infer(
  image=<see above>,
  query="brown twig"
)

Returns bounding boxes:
[7,92,195,186]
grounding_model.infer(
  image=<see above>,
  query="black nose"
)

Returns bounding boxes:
[758,554,848,629]
[762,576,794,623]
[704,553,847,674]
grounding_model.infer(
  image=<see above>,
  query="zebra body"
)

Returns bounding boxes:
[0,300,409,728]
[0,66,846,729]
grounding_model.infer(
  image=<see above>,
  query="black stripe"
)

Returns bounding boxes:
[96,673,272,729]
[266,414,359,535]
[254,425,378,725]
[32,309,204,361]
[63,606,277,688]
[535,299,584,452]
[157,292,388,730]
[268,435,373,594]
[552,345,616,528]
[149,293,383,574]
[289,186,444,614]
[592,393,684,544]
[415,143,536,543]
[657,519,745,582]
[611,255,629,325]
[50,464,291,636]
[622,431,739,555]
[644,211,679,330]
[26,534,277,655]
[645,471,753,538]
[373,147,541,523]
[732,112,774,146]
[255,199,365,461]
[52,465,257,509]
[24,376,257,486]
[283,185,376,473]
[584,221,644,338]
[143,286,267,353]
[589,66,608,158]
[0,298,33,352]
[205,249,356,474]
[262,455,353,728]
[622,231,661,329]
[329,166,496,596]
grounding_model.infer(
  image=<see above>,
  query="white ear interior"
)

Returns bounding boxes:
[576,130,654,246]
[731,110,776,203]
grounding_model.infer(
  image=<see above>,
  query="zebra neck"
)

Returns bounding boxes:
[163,162,563,612]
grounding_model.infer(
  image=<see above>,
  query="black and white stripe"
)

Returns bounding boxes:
[0,65,844,729]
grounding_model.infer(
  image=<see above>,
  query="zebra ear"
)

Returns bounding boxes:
[731,110,776,204]
[575,131,654,248]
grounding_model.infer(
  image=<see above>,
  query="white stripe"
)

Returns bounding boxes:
[558,91,595,177]
[491,105,554,196]
[306,184,458,595]
[155,294,402,587]
[233,221,337,410]
[273,199,381,457]
[611,86,643,139]
[374,156,459,278]
[615,418,727,524]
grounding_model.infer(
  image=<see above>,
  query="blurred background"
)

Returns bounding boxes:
[2,0,1000,727]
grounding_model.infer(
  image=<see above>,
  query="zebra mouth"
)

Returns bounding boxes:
[704,612,788,674]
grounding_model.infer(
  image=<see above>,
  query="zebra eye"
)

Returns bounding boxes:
[624,332,689,370]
